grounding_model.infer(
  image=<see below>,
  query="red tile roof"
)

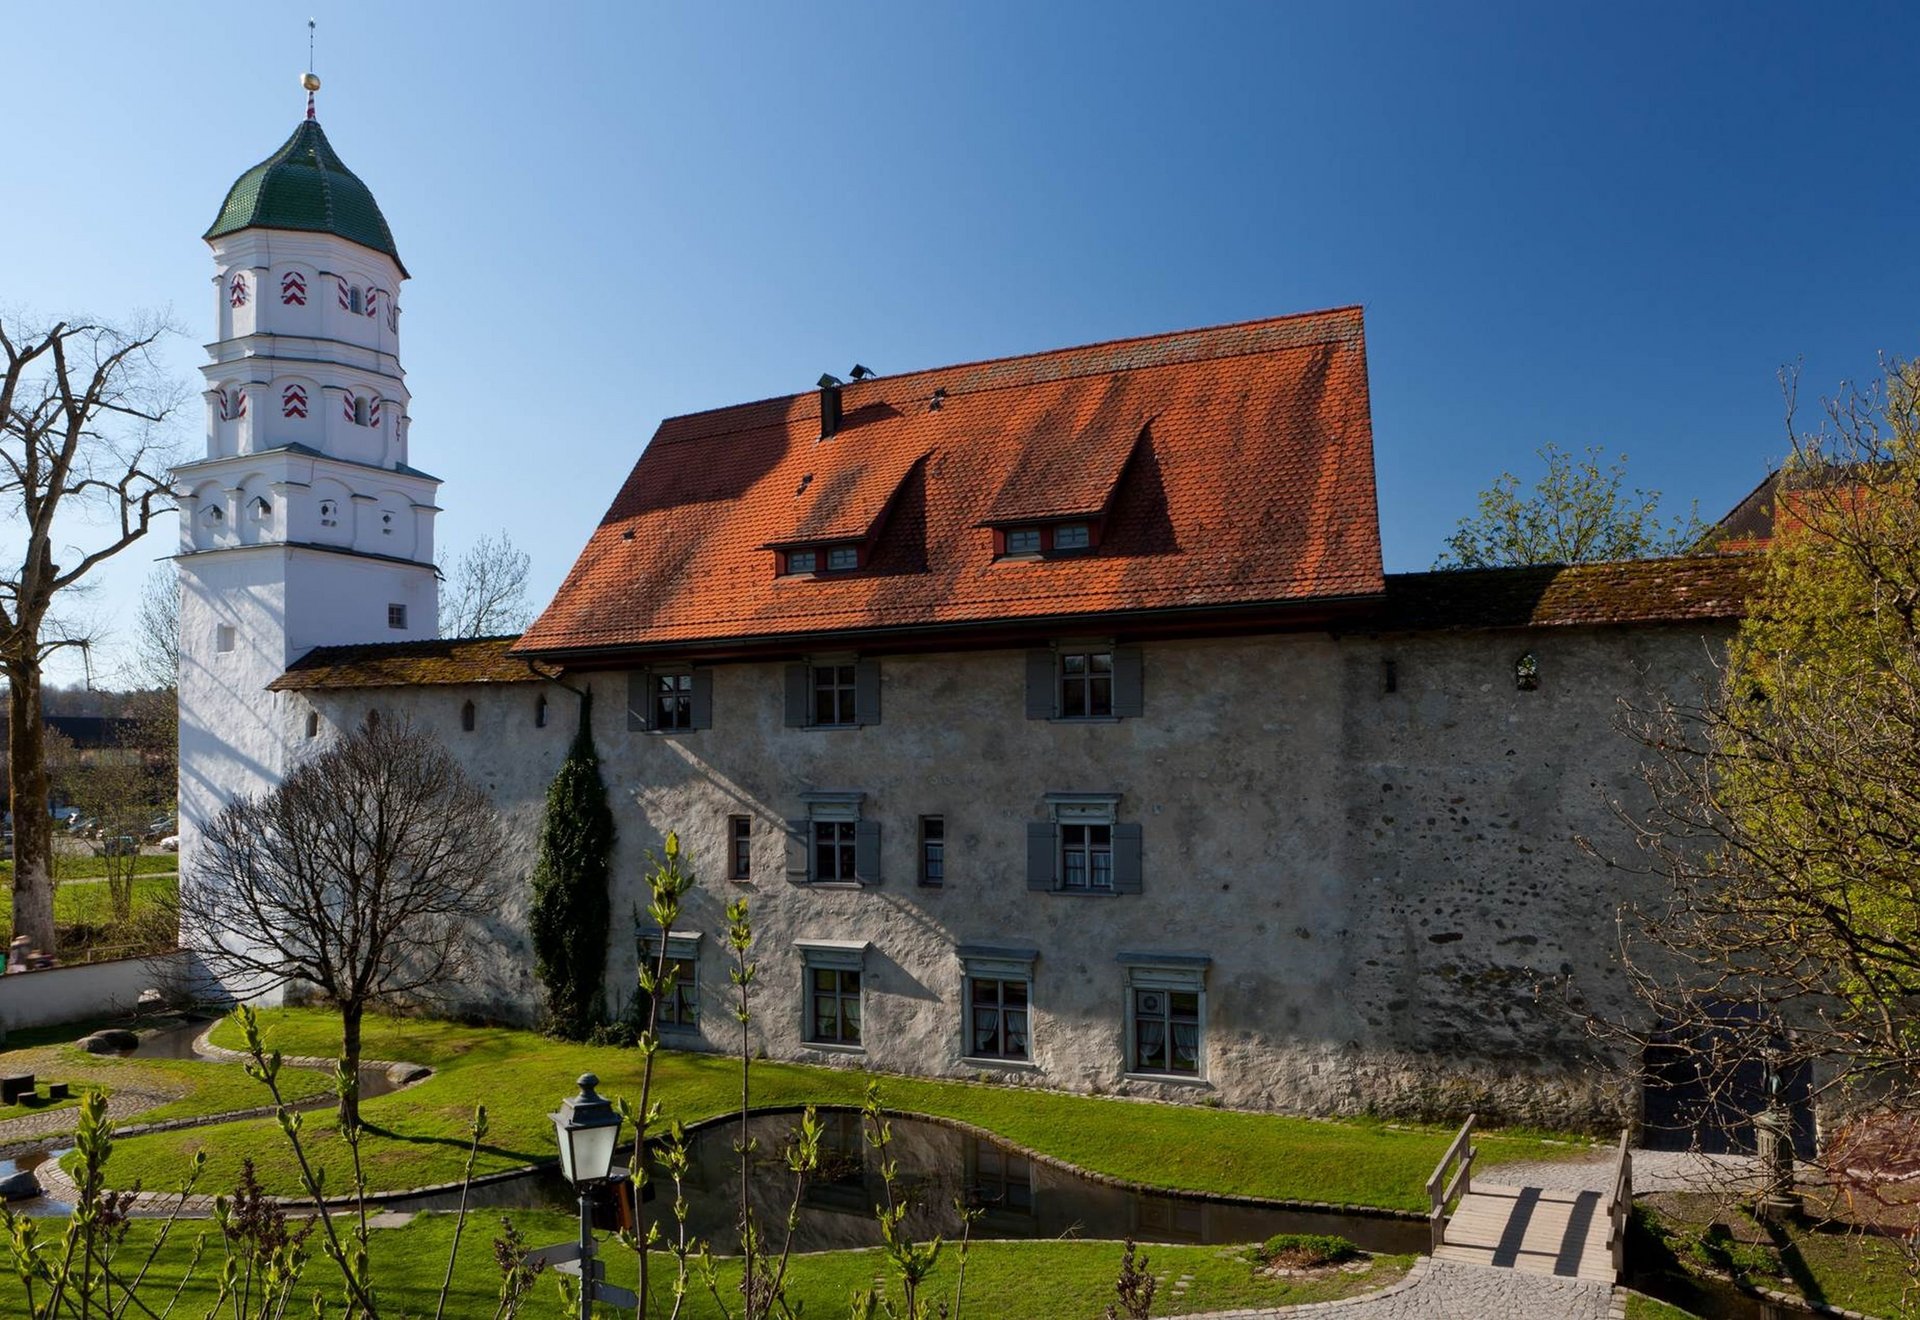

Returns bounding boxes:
[269,635,556,691]
[1367,555,1758,632]
[516,308,1385,657]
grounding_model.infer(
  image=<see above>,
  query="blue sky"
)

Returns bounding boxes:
[8,2,1918,684]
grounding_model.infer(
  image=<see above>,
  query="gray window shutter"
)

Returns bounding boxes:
[627,671,651,731]
[690,667,713,730]
[1025,650,1056,720]
[1026,821,1056,891]
[854,819,882,885]
[1112,822,1144,893]
[854,659,881,726]
[1112,646,1144,719]
[786,819,812,881]
[784,664,810,728]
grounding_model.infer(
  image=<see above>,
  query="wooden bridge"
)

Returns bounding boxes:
[1425,1115,1632,1285]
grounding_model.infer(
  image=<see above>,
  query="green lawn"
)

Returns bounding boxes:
[1633,1200,1917,1319]
[0,871,177,947]
[1622,1295,1700,1320]
[0,1038,333,1132]
[0,1210,1417,1318]
[88,1009,1595,1207]
[0,852,178,882]
[0,1088,83,1124]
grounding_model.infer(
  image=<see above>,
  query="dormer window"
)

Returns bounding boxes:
[997,521,1101,559]
[781,544,861,576]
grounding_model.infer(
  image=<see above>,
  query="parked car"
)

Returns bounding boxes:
[158,834,179,853]
[96,835,138,858]
[142,815,177,842]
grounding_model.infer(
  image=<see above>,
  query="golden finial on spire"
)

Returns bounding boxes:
[301,20,320,118]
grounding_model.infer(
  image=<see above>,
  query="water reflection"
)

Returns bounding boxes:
[668,1112,1428,1257]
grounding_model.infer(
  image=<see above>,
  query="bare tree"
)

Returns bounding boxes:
[1613,362,1920,1248]
[179,717,505,1126]
[118,564,179,784]
[438,529,533,637]
[2,313,182,952]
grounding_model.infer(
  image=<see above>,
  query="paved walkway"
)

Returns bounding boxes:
[1191,1257,1615,1318]
[1482,1147,1761,1196]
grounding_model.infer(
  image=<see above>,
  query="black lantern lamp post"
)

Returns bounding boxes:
[552,1073,622,1317]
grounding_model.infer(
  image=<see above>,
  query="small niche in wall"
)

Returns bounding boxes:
[535,695,549,728]
[248,496,272,522]
[305,711,319,739]
[1380,658,1399,694]
[1515,652,1540,692]
[461,700,476,732]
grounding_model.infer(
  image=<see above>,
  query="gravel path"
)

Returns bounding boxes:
[1188,1258,1615,1318]
[1481,1147,1762,1196]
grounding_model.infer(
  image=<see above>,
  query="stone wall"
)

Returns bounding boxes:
[299,620,1726,1130]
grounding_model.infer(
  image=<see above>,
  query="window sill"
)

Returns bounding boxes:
[1048,888,1119,897]
[801,1041,867,1056]
[803,881,866,891]
[640,728,699,737]
[962,1056,1039,1073]
[1048,716,1122,725]
[1122,1071,1211,1090]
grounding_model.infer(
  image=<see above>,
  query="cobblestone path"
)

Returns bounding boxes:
[1189,1258,1615,1318]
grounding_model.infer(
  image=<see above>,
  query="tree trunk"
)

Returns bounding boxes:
[8,659,55,953]
[339,1001,363,1129]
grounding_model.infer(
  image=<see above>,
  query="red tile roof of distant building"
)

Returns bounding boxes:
[513,308,1386,659]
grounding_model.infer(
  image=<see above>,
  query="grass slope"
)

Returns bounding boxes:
[92,1009,1594,1207]
[0,871,177,945]
[0,1211,1417,1318]
[0,1040,334,1131]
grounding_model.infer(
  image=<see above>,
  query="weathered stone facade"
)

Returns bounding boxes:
[290,618,1725,1132]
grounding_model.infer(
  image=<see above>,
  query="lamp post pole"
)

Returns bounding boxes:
[549,1072,624,1317]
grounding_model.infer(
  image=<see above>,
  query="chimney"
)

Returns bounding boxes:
[817,373,843,440]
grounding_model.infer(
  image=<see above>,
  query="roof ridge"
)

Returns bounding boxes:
[651,306,1366,440]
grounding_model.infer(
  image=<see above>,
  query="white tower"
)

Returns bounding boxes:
[176,81,439,957]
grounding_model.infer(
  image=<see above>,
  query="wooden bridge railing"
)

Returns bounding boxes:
[1605,1127,1633,1277]
[1425,1113,1477,1251]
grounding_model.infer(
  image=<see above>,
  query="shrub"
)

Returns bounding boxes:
[1259,1233,1360,1269]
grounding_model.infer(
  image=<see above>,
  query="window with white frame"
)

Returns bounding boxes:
[798,940,867,1047]
[1121,954,1209,1079]
[959,946,1034,1063]
[784,658,879,728]
[639,929,701,1030]
[813,663,857,727]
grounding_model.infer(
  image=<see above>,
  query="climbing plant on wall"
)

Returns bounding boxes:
[529,686,616,1038]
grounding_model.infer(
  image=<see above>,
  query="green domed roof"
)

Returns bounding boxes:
[205,119,406,275]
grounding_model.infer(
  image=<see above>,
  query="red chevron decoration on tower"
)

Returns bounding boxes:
[282,385,309,419]
[281,272,307,305]
[337,277,351,310]
[228,274,248,308]
[343,391,357,422]
[369,396,381,427]
[365,287,380,318]
[233,388,246,419]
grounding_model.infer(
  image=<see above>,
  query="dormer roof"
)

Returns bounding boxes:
[516,307,1385,658]
[205,119,406,276]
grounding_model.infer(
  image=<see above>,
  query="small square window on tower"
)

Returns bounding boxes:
[215,624,236,654]
[387,603,407,630]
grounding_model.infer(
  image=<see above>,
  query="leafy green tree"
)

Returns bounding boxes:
[1437,443,1706,568]
[528,687,615,1038]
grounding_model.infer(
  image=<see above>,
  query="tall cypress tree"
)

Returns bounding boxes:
[528,688,615,1038]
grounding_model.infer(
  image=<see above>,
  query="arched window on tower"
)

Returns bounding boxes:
[354,396,370,427]
[349,286,365,315]
[306,711,319,739]
[249,496,272,523]
[461,700,476,732]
